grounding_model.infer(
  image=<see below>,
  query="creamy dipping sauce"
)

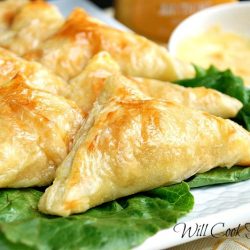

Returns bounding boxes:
[176,26,250,86]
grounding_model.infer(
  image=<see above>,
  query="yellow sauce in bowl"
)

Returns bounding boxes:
[176,26,250,86]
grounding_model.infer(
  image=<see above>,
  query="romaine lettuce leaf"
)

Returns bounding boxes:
[0,167,249,249]
[0,183,193,250]
[187,166,250,188]
[0,233,32,250]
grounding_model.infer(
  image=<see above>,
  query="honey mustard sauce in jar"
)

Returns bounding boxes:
[115,0,237,43]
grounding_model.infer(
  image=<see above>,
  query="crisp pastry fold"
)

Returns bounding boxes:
[0,1,64,55]
[68,52,242,118]
[0,0,29,31]
[68,52,121,115]
[131,77,243,118]
[25,8,194,81]
[0,47,69,96]
[0,74,83,188]
[39,75,250,216]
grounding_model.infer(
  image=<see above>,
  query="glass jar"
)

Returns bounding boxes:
[115,0,237,43]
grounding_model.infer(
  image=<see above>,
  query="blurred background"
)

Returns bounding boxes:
[89,0,249,43]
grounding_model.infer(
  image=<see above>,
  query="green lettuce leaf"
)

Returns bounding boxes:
[0,233,33,250]
[0,183,194,250]
[187,166,250,188]
[176,65,250,130]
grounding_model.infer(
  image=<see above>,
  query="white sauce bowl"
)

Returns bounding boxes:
[168,2,250,56]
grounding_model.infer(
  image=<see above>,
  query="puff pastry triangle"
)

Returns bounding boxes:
[0,47,69,96]
[39,75,250,216]
[0,0,29,31]
[0,0,64,55]
[68,51,121,115]
[0,74,83,188]
[25,8,194,81]
[131,77,243,118]
[0,1,64,55]
[68,52,242,118]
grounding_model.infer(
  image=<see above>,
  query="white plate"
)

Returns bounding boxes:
[51,1,250,249]
[135,180,250,249]
[49,0,129,30]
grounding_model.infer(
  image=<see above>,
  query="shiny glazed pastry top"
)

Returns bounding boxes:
[24,8,194,81]
[0,0,64,55]
[0,74,83,188]
[39,75,250,216]
[68,51,242,118]
[0,0,29,31]
[0,47,69,96]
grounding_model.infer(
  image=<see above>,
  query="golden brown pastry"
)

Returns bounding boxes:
[68,52,242,118]
[68,52,121,115]
[0,74,83,188]
[132,77,243,118]
[39,77,250,216]
[0,1,64,55]
[0,47,69,96]
[25,8,194,81]
[0,0,29,31]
